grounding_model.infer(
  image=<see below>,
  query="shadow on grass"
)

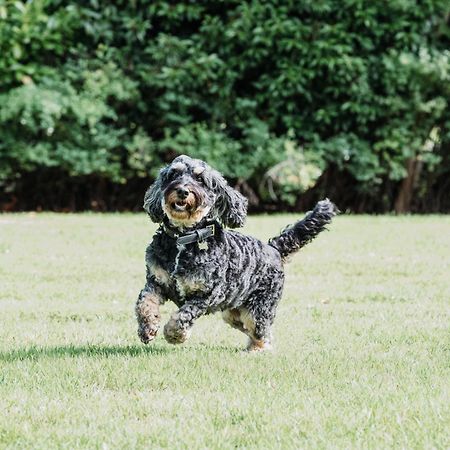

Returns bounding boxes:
[0,342,240,362]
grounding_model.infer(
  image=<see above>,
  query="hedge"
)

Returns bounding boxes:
[0,0,449,212]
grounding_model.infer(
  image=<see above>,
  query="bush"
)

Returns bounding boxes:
[0,0,449,211]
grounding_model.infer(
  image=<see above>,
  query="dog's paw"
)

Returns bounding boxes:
[246,338,273,353]
[163,313,191,344]
[138,322,160,344]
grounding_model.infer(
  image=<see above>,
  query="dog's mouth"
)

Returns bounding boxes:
[172,199,189,212]
[164,189,198,217]
[168,197,195,214]
[163,187,210,227]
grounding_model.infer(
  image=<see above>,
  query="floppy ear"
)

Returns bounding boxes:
[143,170,165,223]
[220,185,248,228]
[211,170,248,228]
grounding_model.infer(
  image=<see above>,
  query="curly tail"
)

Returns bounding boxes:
[268,199,338,261]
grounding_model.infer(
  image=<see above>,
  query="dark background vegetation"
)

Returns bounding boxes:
[0,0,449,213]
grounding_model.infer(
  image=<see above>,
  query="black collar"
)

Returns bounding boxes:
[160,220,218,247]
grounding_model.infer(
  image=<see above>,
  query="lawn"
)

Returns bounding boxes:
[0,213,449,449]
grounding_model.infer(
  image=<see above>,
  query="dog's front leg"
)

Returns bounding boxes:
[135,286,162,344]
[163,300,207,345]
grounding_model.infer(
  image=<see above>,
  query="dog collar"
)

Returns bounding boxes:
[161,221,217,247]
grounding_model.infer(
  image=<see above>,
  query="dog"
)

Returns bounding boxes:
[135,155,337,351]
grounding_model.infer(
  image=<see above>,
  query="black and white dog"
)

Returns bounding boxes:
[136,155,337,351]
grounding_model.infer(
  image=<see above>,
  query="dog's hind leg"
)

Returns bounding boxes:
[243,308,274,352]
[135,287,162,344]
[244,277,284,352]
[246,324,274,352]
[222,308,247,334]
[222,306,274,352]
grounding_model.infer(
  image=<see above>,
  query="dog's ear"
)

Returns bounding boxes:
[220,185,248,228]
[143,168,166,223]
[209,169,248,228]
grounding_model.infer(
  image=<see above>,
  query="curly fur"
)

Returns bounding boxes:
[268,199,337,261]
[136,155,337,351]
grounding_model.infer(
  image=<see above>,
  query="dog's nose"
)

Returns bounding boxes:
[176,187,189,199]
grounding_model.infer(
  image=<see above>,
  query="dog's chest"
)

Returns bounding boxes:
[149,247,210,299]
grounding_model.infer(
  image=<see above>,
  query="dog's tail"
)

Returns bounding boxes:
[268,199,338,261]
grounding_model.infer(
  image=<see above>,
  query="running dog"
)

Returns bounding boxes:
[135,155,337,351]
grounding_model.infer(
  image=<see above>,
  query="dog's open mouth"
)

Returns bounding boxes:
[171,200,189,212]
[163,188,209,225]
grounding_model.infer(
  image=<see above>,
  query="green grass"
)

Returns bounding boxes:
[0,213,449,449]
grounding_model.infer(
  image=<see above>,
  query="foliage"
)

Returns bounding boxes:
[261,139,324,205]
[0,0,449,211]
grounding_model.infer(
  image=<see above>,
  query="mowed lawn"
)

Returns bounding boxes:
[0,213,449,449]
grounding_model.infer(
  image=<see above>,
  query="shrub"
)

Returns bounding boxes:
[0,0,449,211]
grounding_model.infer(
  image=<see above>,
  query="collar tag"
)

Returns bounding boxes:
[198,241,209,251]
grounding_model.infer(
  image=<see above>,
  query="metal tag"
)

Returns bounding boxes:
[198,241,209,251]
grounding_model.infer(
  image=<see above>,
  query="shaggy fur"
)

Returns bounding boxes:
[136,155,337,351]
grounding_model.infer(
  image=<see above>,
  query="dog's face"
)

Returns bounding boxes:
[144,155,248,229]
[160,159,213,228]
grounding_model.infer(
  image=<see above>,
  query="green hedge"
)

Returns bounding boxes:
[0,0,449,211]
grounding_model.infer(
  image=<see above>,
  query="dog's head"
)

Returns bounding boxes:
[144,155,248,229]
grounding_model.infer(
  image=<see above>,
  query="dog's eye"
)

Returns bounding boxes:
[166,169,180,181]
[195,174,204,184]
